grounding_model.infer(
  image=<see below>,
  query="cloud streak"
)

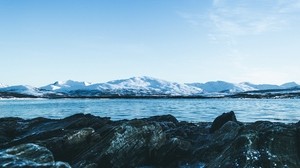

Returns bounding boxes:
[178,0,300,46]
[176,1,300,84]
[209,0,300,40]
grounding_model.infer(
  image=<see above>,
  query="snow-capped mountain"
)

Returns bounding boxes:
[100,76,203,96]
[41,76,203,96]
[0,77,299,98]
[40,80,92,92]
[186,81,300,93]
[0,85,43,96]
[280,82,299,89]
[240,82,282,90]
[187,81,255,93]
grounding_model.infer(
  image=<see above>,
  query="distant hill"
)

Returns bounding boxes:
[1,77,299,98]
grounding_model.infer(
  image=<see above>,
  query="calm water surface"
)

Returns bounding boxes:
[0,98,299,123]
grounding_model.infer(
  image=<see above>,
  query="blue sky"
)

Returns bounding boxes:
[1,0,300,86]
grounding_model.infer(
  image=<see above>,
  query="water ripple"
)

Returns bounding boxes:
[0,98,299,123]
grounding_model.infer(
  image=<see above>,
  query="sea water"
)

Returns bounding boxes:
[0,98,299,123]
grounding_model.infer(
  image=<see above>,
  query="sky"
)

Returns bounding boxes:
[1,0,300,86]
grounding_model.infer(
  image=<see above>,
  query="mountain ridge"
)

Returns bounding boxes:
[1,76,299,98]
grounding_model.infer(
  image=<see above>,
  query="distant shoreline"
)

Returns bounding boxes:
[1,92,300,99]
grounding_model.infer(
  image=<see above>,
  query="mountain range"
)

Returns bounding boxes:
[1,76,300,98]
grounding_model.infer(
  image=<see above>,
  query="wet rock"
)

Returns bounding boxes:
[210,111,238,133]
[212,121,241,144]
[103,122,165,167]
[297,125,300,159]
[66,127,95,145]
[0,143,70,167]
[206,121,300,168]
[0,112,299,168]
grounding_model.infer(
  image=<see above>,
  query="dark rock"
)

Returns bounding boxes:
[296,125,300,159]
[212,121,241,144]
[0,112,299,168]
[0,143,70,167]
[206,121,300,168]
[210,111,238,133]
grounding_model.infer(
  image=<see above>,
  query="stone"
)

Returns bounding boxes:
[0,112,299,167]
[0,143,70,167]
[210,111,238,133]
[295,124,300,162]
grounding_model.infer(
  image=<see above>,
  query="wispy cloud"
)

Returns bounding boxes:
[177,0,300,83]
[209,0,300,41]
[178,0,300,45]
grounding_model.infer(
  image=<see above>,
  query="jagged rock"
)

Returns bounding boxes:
[0,143,70,167]
[0,112,299,168]
[206,121,300,167]
[297,124,300,159]
[210,111,238,133]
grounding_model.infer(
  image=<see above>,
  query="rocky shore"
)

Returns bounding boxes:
[0,111,299,167]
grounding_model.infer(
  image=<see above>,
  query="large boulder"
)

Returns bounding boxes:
[0,112,299,167]
[210,111,238,133]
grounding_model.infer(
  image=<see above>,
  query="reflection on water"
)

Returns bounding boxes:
[0,98,299,123]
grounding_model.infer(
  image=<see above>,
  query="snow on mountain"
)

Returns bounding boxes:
[241,82,282,90]
[187,81,297,94]
[0,83,8,88]
[280,82,299,89]
[0,85,42,96]
[188,81,231,93]
[89,76,203,96]
[40,80,92,92]
[187,81,256,93]
[39,77,203,96]
[235,83,257,92]
[1,77,299,98]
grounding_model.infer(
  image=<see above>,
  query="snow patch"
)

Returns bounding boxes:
[40,80,92,92]
[88,76,203,96]
[1,77,299,97]
[187,81,256,93]
[0,85,43,96]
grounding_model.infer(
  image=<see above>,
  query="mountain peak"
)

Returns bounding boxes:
[107,76,168,86]
[41,80,92,91]
[1,77,300,98]
[0,85,42,96]
[187,81,248,93]
[53,80,91,86]
[280,82,299,89]
[103,76,202,95]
